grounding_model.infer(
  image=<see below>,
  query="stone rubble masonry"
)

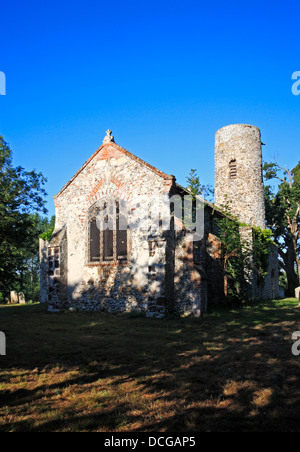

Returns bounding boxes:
[239,226,279,300]
[215,124,266,229]
[214,124,279,301]
[42,140,206,317]
[40,125,280,316]
[39,238,49,303]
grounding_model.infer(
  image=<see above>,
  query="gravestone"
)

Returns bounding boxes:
[18,292,26,304]
[10,290,19,304]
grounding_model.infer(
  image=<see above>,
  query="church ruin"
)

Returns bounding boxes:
[39,124,279,316]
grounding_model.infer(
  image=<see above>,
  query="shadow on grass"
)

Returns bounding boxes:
[0,299,300,432]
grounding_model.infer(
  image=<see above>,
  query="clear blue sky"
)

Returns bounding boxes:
[1,0,299,217]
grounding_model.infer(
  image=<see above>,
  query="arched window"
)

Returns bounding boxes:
[103,202,114,261]
[88,199,128,263]
[229,159,237,179]
[116,201,128,259]
[89,217,100,262]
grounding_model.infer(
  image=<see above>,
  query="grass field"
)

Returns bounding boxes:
[0,299,300,432]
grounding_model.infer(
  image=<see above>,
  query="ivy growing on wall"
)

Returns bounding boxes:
[215,209,249,303]
[216,199,273,304]
[252,226,274,285]
[39,227,54,242]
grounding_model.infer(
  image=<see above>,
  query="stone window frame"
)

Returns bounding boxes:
[86,197,130,266]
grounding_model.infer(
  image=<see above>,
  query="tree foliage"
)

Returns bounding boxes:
[216,206,248,303]
[0,136,49,299]
[186,169,214,202]
[216,204,273,303]
[263,160,300,295]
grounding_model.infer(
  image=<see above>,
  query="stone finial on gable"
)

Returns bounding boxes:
[103,129,115,144]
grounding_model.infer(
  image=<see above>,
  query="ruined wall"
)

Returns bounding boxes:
[239,226,279,301]
[39,238,49,304]
[46,228,68,311]
[173,231,204,317]
[200,206,225,306]
[253,243,280,300]
[205,231,224,305]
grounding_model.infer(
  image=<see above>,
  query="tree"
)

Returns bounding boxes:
[263,161,300,295]
[0,136,48,298]
[216,206,247,301]
[15,213,55,301]
[186,169,214,202]
[216,200,273,304]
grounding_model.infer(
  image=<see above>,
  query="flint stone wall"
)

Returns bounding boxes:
[40,125,280,315]
[44,142,205,316]
[215,124,266,230]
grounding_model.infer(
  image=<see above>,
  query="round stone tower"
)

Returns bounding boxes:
[214,124,266,229]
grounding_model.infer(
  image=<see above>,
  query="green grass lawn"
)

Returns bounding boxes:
[0,299,300,432]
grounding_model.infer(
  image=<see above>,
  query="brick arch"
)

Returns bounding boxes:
[79,175,136,228]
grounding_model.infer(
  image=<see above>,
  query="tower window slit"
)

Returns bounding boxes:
[229,159,237,179]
